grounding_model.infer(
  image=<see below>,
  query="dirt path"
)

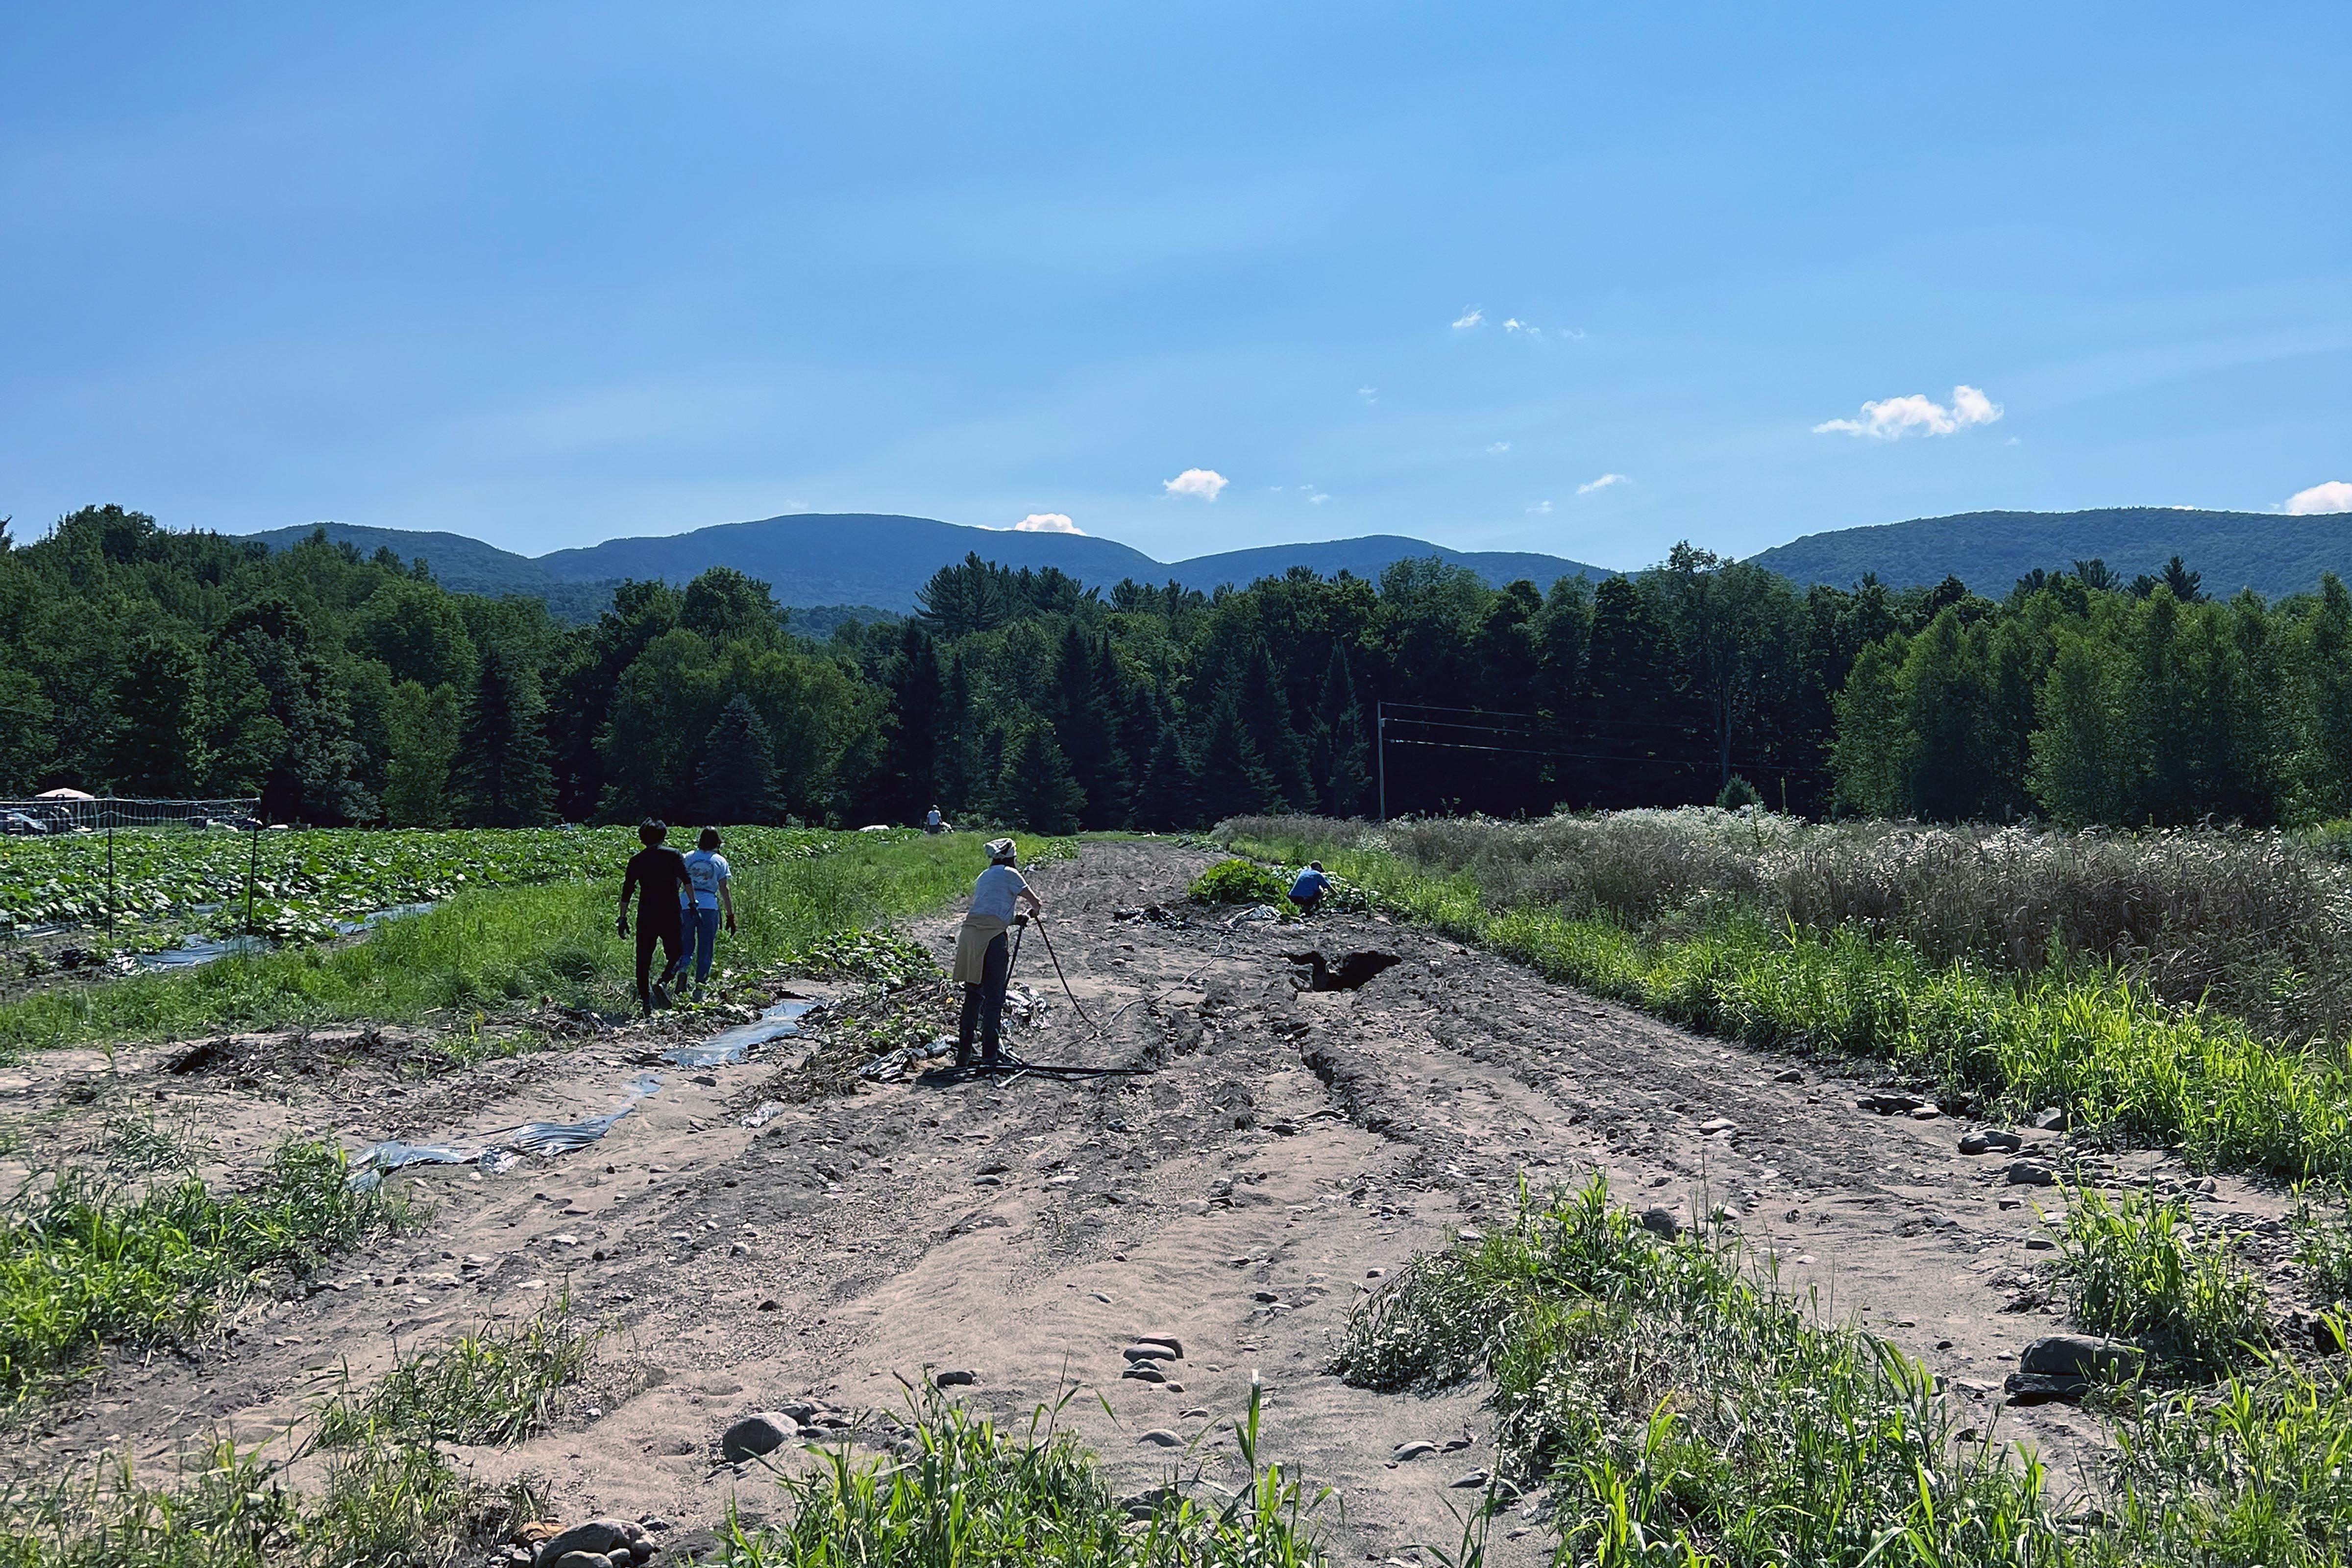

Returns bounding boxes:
[0,839,2292,1562]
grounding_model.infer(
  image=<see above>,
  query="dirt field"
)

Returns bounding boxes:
[0,838,2304,1563]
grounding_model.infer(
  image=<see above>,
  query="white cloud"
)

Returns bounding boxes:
[1012,512,1082,534]
[1358,385,1378,402]
[1162,467,1228,502]
[1813,384,2004,439]
[1504,317,1543,340]
[1486,441,1511,454]
[1527,500,1553,515]
[2286,480,2352,515]
[1576,472,1629,494]
[1309,493,1330,506]
[1451,307,1484,329]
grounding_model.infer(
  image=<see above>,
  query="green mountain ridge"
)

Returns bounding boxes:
[1747,506,2352,599]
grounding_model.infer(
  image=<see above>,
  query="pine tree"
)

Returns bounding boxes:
[1194,688,1278,823]
[454,646,554,827]
[696,693,781,824]
[1049,626,1127,828]
[1308,646,1372,816]
[882,621,944,823]
[998,723,1085,834]
[1134,719,1197,830]
[109,634,208,796]
[1236,642,1314,808]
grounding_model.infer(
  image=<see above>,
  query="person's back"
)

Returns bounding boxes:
[1291,865,1332,899]
[618,819,694,1011]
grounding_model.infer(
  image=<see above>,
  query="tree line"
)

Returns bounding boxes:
[4,505,2347,832]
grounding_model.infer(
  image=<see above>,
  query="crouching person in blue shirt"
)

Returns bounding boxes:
[1290,861,1333,916]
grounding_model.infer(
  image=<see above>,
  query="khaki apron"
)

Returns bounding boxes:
[952,913,1009,985]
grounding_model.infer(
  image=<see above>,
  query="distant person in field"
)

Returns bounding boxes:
[676,828,737,997]
[925,804,947,834]
[617,818,693,1013]
[1289,861,1333,916]
[953,837,1044,1070]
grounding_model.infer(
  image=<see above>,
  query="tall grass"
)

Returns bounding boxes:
[716,1384,1324,1568]
[313,1297,600,1448]
[1340,1178,2352,1568]
[0,1142,409,1395]
[2045,1186,2270,1373]
[1227,811,2352,1046]
[1225,820,2352,1180]
[0,830,1017,1053]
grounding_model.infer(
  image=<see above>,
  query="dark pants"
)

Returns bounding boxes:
[956,931,1010,1065]
[1291,891,1323,916]
[636,921,683,1007]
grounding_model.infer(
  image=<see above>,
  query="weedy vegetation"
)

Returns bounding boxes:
[2291,1185,2352,1306]
[2045,1185,2270,1373]
[1187,858,1294,906]
[1342,1177,2352,1567]
[313,1296,600,1448]
[0,1142,409,1396]
[1224,812,2352,1180]
[714,1383,1326,1568]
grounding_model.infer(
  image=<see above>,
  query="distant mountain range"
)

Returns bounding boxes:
[235,514,1616,617]
[236,501,2352,621]
[1748,507,2352,599]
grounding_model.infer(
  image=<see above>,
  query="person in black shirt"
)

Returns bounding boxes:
[617,818,694,1013]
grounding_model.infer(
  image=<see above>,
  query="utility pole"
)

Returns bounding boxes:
[1376,701,1386,822]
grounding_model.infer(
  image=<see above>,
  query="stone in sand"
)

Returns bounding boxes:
[1122,1365,1166,1382]
[935,1369,979,1387]
[1139,1429,1183,1446]
[1639,1206,1682,1239]
[552,1554,611,1568]
[2005,1161,2056,1186]
[542,1520,651,1565]
[1958,1130,2023,1155]
[1393,1441,1438,1461]
[1123,1342,1180,1362]
[1450,1469,1492,1488]
[721,1414,795,1462]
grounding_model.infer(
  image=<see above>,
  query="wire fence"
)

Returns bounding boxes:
[0,797,265,940]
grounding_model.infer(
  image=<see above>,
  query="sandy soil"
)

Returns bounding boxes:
[0,839,2307,1563]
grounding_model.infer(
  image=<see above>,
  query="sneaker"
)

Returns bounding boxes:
[651,982,672,1010]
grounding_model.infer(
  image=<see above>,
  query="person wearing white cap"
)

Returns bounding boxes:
[953,837,1044,1069]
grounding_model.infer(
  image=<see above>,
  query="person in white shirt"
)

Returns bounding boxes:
[676,828,737,996]
[925,804,947,834]
[952,837,1044,1069]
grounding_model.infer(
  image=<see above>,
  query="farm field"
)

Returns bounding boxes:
[0,826,2348,1567]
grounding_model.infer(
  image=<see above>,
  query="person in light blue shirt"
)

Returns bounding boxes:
[676,828,737,995]
[1289,861,1333,915]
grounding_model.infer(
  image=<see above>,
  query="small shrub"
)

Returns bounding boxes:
[1715,774,1764,810]
[792,929,937,988]
[1187,859,1291,906]
[2046,1184,2269,1372]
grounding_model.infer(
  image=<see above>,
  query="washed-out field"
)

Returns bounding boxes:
[1,832,2335,1566]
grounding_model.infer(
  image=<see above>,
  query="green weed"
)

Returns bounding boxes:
[2046,1186,2269,1373]
[2291,1186,2352,1305]
[314,1296,600,1448]
[1187,858,1292,906]
[0,1142,408,1394]
[0,1432,545,1568]
[716,1382,1324,1568]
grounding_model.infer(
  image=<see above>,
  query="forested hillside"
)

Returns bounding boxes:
[8,504,2351,833]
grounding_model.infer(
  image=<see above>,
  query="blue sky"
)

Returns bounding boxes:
[2,4,2346,569]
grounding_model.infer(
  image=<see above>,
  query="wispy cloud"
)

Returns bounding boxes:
[1162,467,1229,501]
[1503,317,1542,341]
[1576,472,1629,494]
[1309,492,1330,506]
[1451,307,1484,329]
[1814,384,2004,439]
[1485,441,1511,455]
[1358,385,1378,403]
[1012,512,1082,534]
[2287,480,2352,515]
[1527,500,1553,515]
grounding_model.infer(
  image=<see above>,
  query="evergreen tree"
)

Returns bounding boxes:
[1194,687,1278,823]
[455,646,554,827]
[696,693,780,823]
[1134,720,1198,830]
[1308,646,1373,816]
[1235,642,1314,809]
[998,723,1085,834]
[1050,626,1128,828]
[881,620,944,823]
[1115,682,1166,829]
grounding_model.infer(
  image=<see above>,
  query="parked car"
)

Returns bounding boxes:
[0,811,47,836]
